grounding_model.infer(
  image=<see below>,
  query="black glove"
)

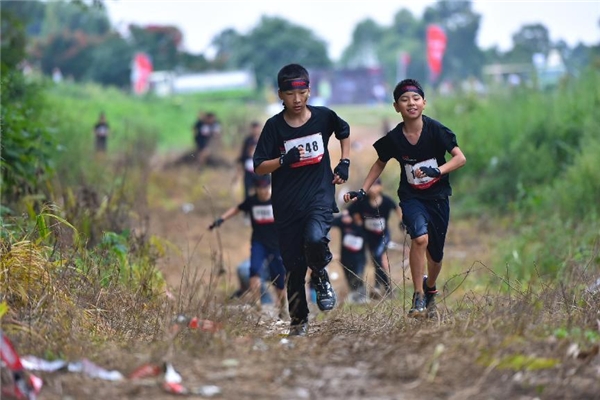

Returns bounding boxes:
[209,217,224,230]
[333,159,350,181]
[419,166,441,178]
[279,147,301,167]
[347,188,367,202]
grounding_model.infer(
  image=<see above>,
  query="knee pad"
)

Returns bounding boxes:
[304,239,332,269]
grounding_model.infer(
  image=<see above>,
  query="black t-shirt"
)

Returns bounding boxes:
[237,195,278,250]
[348,194,397,236]
[238,135,258,173]
[253,105,350,224]
[332,215,366,261]
[94,122,109,137]
[373,115,458,201]
[194,120,221,140]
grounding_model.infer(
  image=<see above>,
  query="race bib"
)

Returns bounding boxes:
[252,205,274,224]
[343,234,364,252]
[284,133,324,168]
[244,158,254,172]
[404,158,441,190]
[364,217,385,233]
[96,126,108,137]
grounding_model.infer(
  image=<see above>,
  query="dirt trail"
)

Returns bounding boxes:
[32,125,598,400]
[150,125,493,297]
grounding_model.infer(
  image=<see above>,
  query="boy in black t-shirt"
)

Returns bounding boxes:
[193,111,221,167]
[332,209,367,304]
[93,112,109,152]
[209,175,287,317]
[254,64,351,336]
[344,79,466,318]
[348,178,402,299]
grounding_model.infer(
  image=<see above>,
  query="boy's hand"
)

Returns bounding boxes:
[343,189,366,203]
[419,166,441,178]
[332,159,350,184]
[279,147,301,167]
[209,217,224,230]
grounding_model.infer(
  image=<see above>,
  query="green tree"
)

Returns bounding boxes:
[220,16,331,87]
[41,0,110,36]
[422,0,484,82]
[86,32,134,87]
[506,23,551,63]
[376,9,425,85]
[128,24,182,71]
[211,28,244,69]
[340,19,385,68]
[33,30,99,80]
[1,9,55,204]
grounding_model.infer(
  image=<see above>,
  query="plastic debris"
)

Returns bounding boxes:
[128,363,163,380]
[2,329,221,398]
[0,330,43,400]
[67,359,124,381]
[173,315,223,333]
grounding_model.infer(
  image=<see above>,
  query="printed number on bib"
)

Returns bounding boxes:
[343,234,364,252]
[364,217,385,233]
[252,205,274,224]
[284,133,324,168]
[404,158,441,190]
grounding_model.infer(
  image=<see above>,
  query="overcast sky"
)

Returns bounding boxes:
[105,1,600,60]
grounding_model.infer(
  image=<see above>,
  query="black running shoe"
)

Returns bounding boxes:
[408,292,426,317]
[423,276,438,312]
[288,320,308,337]
[311,269,337,311]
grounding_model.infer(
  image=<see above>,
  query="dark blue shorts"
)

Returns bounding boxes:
[400,198,450,263]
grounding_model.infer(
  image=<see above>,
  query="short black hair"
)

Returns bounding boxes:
[277,64,310,89]
[393,79,425,102]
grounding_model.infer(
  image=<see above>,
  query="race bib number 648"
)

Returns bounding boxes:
[284,133,324,168]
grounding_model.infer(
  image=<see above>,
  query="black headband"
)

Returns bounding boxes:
[396,85,425,101]
[279,79,310,91]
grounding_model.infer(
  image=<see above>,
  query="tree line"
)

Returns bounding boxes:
[1,0,599,90]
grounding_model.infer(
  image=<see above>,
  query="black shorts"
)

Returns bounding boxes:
[195,135,210,151]
[400,197,450,263]
[95,136,107,152]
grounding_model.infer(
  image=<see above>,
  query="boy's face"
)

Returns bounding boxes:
[369,183,382,196]
[393,92,426,120]
[255,185,271,201]
[278,88,310,115]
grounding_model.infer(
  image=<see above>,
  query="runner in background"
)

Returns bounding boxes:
[209,175,287,318]
[193,111,221,167]
[93,112,110,152]
[332,208,367,304]
[348,178,401,299]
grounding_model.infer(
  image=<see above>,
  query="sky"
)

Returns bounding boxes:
[105,1,600,61]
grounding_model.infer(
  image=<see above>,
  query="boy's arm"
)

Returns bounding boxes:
[209,205,240,229]
[439,147,466,175]
[339,136,350,160]
[332,137,351,184]
[343,159,387,203]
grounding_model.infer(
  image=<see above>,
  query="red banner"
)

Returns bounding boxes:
[426,25,447,83]
[131,52,153,95]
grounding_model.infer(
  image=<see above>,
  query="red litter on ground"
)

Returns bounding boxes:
[1,330,43,400]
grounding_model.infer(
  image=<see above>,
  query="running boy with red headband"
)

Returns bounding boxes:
[254,63,351,336]
[343,79,466,318]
